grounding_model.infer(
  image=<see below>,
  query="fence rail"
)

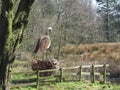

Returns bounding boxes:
[36,64,109,89]
[11,64,109,89]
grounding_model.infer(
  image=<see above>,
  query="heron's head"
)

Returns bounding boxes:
[47,27,52,32]
[46,27,52,35]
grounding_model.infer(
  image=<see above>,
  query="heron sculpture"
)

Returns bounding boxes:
[33,27,52,59]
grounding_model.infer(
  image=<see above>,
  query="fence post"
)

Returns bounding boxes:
[59,68,63,82]
[79,66,82,81]
[91,65,95,83]
[37,71,39,89]
[103,64,106,84]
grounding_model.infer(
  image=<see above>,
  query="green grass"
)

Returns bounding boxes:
[11,59,120,90]
[11,82,120,90]
[12,72,36,80]
[40,82,120,90]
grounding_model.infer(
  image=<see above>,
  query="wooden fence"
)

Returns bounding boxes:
[11,64,109,89]
[36,64,109,89]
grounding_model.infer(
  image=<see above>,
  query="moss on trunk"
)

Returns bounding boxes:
[0,0,35,90]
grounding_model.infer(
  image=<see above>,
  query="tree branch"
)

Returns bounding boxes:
[11,0,35,53]
[13,0,35,30]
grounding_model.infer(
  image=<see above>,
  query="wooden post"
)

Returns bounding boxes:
[103,64,106,84]
[37,71,39,89]
[79,66,82,81]
[59,68,63,82]
[91,65,95,83]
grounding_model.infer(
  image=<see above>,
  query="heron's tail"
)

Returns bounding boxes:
[33,39,40,54]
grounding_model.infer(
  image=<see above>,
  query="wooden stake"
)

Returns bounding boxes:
[103,64,106,84]
[59,68,63,82]
[91,65,95,83]
[79,66,82,81]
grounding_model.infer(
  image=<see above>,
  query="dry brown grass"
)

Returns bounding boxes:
[61,43,120,61]
[60,42,120,78]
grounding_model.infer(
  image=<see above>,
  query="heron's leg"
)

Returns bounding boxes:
[46,47,52,59]
[45,50,48,60]
[32,53,37,59]
[45,49,51,60]
[42,51,45,60]
[48,47,52,59]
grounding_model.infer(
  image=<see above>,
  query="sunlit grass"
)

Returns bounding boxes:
[11,82,120,90]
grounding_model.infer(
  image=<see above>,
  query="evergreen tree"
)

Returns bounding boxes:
[97,0,120,42]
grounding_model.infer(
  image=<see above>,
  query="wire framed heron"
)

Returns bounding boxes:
[33,27,52,60]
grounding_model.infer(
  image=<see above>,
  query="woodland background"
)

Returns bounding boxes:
[14,0,120,78]
[16,0,120,52]
[0,0,120,82]
[0,0,120,89]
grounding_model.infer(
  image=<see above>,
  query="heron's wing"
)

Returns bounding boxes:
[33,39,40,53]
[33,36,51,53]
[39,36,51,51]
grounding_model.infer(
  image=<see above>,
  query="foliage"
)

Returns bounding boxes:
[19,0,105,53]
[19,0,120,59]
[97,0,120,42]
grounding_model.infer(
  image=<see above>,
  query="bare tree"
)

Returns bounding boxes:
[18,0,105,57]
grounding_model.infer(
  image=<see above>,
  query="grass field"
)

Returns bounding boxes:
[11,82,120,90]
[11,43,120,90]
[11,59,120,90]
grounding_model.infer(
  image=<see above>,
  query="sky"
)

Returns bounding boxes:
[91,0,98,8]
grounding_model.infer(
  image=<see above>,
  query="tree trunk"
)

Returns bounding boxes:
[0,0,35,90]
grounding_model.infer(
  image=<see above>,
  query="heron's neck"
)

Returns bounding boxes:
[45,30,49,35]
